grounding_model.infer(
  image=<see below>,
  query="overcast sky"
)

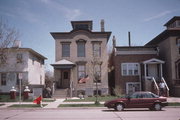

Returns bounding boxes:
[0,0,180,71]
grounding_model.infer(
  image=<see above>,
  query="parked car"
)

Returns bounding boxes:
[104,91,168,111]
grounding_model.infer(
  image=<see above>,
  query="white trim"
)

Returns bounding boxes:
[121,63,140,76]
[126,82,141,94]
[143,58,165,64]
[115,50,157,55]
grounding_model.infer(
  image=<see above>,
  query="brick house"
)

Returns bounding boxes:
[109,16,180,97]
[51,20,111,97]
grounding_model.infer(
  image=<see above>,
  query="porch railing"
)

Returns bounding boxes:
[161,77,169,97]
[152,77,160,96]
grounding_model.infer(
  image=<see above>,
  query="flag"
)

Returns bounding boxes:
[33,95,42,104]
[79,75,89,83]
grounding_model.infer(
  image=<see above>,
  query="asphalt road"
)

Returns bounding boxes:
[0,108,180,120]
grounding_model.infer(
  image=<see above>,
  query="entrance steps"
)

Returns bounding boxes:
[53,89,68,98]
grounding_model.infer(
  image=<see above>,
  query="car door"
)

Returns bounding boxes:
[126,93,142,108]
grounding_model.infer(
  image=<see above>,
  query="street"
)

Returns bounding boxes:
[0,108,180,120]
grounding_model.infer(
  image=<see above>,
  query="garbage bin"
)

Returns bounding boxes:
[23,86,30,100]
[10,86,16,99]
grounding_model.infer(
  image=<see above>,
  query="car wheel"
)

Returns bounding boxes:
[115,103,124,111]
[154,103,162,111]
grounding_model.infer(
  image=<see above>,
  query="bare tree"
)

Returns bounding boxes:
[0,18,19,65]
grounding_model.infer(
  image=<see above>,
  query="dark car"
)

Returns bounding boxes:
[104,91,168,111]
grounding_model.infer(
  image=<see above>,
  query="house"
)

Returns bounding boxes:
[0,44,47,94]
[109,16,180,97]
[109,37,165,95]
[146,16,180,96]
[51,20,111,97]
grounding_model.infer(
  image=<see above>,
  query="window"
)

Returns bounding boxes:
[62,43,70,57]
[94,90,101,96]
[78,65,86,83]
[121,63,139,76]
[1,73,6,85]
[93,43,101,57]
[17,53,23,63]
[77,41,85,57]
[0,54,6,64]
[93,64,101,83]
[16,73,20,85]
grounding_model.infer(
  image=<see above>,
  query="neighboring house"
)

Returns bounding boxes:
[146,16,180,96]
[109,16,180,97]
[109,39,164,95]
[51,20,111,97]
[0,46,47,94]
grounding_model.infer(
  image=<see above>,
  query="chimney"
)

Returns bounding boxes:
[100,19,105,32]
[112,36,116,48]
[12,40,21,48]
[128,31,131,47]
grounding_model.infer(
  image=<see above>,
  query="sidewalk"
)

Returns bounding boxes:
[0,97,180,109]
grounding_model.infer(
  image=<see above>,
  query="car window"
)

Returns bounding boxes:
[151,93,159,98]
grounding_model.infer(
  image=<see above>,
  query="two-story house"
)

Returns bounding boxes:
[146,16,180,96]
[0,43,46,94]
[51,20,111,97]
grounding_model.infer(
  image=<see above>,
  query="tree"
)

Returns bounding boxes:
[0,18,19,65]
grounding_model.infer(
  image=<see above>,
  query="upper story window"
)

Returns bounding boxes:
[92,42,101,57]
[17,53,23,63]
[77,41,86,57]
[121,63,139,76]
[176,38,180,54]
[1,73,7,86]
[62,43,70,57]
[0,54,6,64]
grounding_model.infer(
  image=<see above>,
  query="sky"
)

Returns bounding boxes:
[0,0,180,71]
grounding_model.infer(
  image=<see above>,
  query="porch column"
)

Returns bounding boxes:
[160,64,163,79]
[144,63,147,79]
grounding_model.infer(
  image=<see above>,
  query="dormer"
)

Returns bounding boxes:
[71,21,92,31]
[164,16,180,29]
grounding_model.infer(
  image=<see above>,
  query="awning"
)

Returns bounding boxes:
[51,59,75,69]
[143,58,165,64]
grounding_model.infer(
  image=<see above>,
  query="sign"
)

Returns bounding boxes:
[19,73,23,79]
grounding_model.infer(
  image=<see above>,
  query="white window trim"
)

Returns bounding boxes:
[126,82,141,94]
[121,63,140,76]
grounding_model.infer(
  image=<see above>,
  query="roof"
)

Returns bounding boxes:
[143,58,165,64]
[50,29,111,42]
[51,59,75,65]
[164,16,180,26]
[145,29,180,46]
[51,59,75,69]
[0,48,47,59]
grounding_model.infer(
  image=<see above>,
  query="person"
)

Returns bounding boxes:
[159,80,166,96]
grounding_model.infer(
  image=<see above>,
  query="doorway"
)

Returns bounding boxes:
[61,70,70,88]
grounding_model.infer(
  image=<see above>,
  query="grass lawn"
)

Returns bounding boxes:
[168,102,180,106]
[8,104,47,108]
[59,104,104,107]
[0,95,55,102]
[65,96,118,102]
[0,104,5,106]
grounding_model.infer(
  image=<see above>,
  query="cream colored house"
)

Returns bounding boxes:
[51,20,111,97]
[0,47,46,93]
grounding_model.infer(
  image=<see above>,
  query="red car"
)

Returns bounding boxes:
[104,91,168,111]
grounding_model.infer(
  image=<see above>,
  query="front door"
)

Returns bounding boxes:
[148,64,159,80]
[61,70,70,88]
